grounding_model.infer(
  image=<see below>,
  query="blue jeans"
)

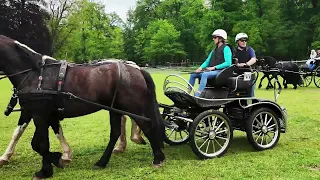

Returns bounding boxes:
[309,64,316,71]
[251,76,256,97]
[188,70,221,97]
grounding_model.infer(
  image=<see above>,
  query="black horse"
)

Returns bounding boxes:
[0,35,165,179]
[256,56,302,89]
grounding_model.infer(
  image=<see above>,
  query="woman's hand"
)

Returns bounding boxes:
[195,68,202,72]
[237,63,247,67]
[206,66,216,71]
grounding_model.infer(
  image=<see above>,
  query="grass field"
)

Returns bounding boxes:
[0,71,319,180]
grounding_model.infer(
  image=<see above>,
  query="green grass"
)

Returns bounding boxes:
[0,71,319,180]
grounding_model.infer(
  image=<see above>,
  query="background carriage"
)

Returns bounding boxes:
[299,58,320,88]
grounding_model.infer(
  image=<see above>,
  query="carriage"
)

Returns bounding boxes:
[299,58,320,88]
[159,59,288,159]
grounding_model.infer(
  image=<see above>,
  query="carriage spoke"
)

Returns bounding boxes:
[215,121,225,132]
[212,139,216,152]
[255,132,262,142]
[260,134,265,145]
[253,130,262,135]
[253,125,260,129]
[267,124,276,129]
[266,117,273,126]
[266,132,273,140]
[196,130,209,135]
[198,138,209,149]
[264,114,268,125]
[257,113,263,126]
[215,135,228,141]
[206,139,210,154]
[259,114,264,126]
[255,117,263,126]
[195,135,207,141]
[178,132,183,140]
[211,117,217,131]
[214,139,222,148]
[167,129,175,139]
[174,131,177,140]
[183,130,189,135]
[216,129,227,135]
[208,117,213,130]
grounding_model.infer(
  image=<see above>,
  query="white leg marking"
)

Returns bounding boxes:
[0,123,28,167]
[113,116,127,153]
[56,125,72,162]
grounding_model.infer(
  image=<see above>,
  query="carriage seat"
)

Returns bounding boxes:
[205,58,239,88]
[227,67,254,91]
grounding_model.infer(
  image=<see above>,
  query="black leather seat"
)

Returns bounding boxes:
[200,58,255,98]
[205,58,239,88]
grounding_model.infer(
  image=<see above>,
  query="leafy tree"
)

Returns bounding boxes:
[0,0,52,55]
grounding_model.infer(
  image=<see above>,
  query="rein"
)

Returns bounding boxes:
[0,68,33,80]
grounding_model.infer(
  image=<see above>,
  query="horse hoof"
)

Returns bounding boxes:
[61,158,72,167]
[33,176,42,180]
[33,168,53,180]
[152,161,163,168]
[53,158,65,169]
[113,148,125,154]
[131,137,147,145]
[0,159,9,168]
[93,165,106,170]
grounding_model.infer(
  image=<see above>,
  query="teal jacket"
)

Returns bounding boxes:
[200,45,232,70]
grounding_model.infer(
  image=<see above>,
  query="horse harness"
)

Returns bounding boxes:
[2,58,123,118]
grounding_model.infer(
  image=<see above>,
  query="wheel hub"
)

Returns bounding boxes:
[209,131,216,139]
[262,126,268,133]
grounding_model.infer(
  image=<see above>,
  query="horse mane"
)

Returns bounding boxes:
[13,39,58,68]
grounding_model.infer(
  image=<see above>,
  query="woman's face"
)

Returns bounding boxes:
[213,36,219,44]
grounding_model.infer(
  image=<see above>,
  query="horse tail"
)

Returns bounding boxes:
[140,69,165,148]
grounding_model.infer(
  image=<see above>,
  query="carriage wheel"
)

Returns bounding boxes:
[246,108,280,151]
[299,74,312,87]
[314,67,320,88]
[189,110,233,159]
[162,108,190,145]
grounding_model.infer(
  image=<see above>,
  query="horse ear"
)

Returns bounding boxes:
[14,40,42,68]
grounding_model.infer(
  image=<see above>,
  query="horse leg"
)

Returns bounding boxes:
[94,112,122,168]
[266,75,274,89]
[32,116,64,180]
[133,118,165,168]
[0,113,31,167]
[32,116,53,179]
[53,123,72,166]
[258,74,266,89]
[130,118,146,145]
[113,115,127,153]
[275,76,282,89]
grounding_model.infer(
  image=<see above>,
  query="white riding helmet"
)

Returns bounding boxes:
[212,29,227,40]
[235,33,248,42]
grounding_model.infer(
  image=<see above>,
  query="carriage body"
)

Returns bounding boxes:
[160,64,287,159]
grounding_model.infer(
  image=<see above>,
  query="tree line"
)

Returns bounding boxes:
[1,0,319,65]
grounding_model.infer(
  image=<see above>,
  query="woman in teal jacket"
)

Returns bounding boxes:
[188,29,232,97]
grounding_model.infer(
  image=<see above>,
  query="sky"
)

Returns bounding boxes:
[100,0,138,21]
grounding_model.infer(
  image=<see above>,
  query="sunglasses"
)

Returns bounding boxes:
[239,39,247,42]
